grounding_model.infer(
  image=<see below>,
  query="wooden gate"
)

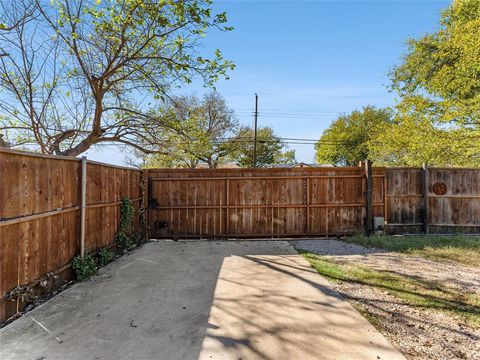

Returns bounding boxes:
[147,166,386,239]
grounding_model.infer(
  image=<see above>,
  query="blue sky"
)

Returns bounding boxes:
[87,0,449,165]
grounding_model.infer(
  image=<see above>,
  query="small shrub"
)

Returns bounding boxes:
[132,231,145,246]
[72,252,97,281]
[116,232,133,251]
[97,249,114,267]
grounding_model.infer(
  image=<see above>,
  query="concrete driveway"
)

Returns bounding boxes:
[0,241,404,360]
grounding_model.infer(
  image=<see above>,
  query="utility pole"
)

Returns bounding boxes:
[253,93,258,168]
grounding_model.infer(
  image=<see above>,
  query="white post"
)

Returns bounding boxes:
[80,156,87,257]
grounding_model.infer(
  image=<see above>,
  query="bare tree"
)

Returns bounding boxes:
[0,0,233,155]
[0,0,37,47]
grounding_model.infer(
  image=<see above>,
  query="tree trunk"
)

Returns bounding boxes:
[59,137,97,157]
[58,94,104,157]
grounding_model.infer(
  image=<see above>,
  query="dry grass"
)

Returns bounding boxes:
[300,251,480,328]
[344,235,480,267]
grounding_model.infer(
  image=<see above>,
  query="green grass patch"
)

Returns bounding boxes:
[344,235,480,267]
[301,251,480,328]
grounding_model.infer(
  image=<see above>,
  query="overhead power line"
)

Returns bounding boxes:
[210,137,350,146]
[236,110,340,115]
[90,137,347,146]
[255,115,334,120]
[237,115,335,120]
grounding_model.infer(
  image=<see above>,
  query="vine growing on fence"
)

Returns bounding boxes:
[117,198,135,251]
[120,198,134,235]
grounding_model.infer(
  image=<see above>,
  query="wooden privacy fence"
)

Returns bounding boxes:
[146,164,386,238]
[147,165,480,238]
[0,148,142,323]
[1,148,479,324]
[386,166,480,234]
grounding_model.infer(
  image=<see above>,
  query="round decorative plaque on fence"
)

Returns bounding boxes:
[432,182,447,195]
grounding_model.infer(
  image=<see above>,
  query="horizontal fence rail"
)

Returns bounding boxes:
[385,166,480,234]
[147,165,480,238]
[2,147,480,325]
[0,148,142,324]
[146,166,386,238]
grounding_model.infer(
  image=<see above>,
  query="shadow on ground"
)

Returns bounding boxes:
[0,240,404,360]
[198,253,404,360]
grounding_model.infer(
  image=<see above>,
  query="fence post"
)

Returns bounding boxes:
[142,169,149,241]
[364,160,373,236]
[80,156,87,257]
[422,163,429,234]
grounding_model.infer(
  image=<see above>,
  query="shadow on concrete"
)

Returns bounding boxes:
[197,252,404,360]
[0,240,404,360]
[0,241,297,360]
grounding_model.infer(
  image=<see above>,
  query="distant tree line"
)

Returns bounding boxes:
[3,0,477,168]
[132,92,296,168]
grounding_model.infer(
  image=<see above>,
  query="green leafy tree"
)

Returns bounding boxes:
[0,0,233,155]
[378,0,480,166]
[228,126,296,168]
[139,92,238,168]
[390,0,480,128]
[274,149,296,166]
[369,112,480,166]
[315,106,393,166]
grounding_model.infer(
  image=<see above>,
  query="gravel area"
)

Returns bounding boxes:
[291,239,480,295]
[291,239,480,360]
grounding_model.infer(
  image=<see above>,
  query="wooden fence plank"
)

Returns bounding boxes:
[147,167,385,238]
[386,167,480,234]
[0,149,142,324]
[2,146,479,324]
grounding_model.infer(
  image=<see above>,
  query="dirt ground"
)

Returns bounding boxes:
[291,240,480,360]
